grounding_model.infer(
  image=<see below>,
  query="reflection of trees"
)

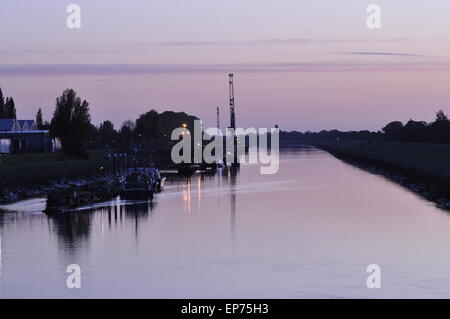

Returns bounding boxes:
[0,211,5,228]
[125,201,154,237]
[123,201,155,217]
[102,200,156,239]
[47,211,93,251]
[46,199,156,252]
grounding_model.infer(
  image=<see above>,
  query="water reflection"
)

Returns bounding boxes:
[0,228,2,281]
[182,177,191,214]
[45,198,156,255]
[153,167,240,249]
[120,200,155,239]
[222,167,239,245]
[48,211,93,252]
[4,148,450,298]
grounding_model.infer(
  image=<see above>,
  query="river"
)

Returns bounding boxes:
[1,146,449,298]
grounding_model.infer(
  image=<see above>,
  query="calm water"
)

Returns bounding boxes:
[1,146,450,298]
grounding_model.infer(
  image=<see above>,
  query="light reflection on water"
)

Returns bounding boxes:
[1,146,450,298]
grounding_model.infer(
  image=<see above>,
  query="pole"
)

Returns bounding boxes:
[229,74,239,168]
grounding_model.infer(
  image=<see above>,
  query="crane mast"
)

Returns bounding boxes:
[228,73,239,167]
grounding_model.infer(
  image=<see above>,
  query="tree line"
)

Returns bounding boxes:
[0,88,17,119]
[381,110,450,143]
[40,88,198,157]
[1,87,198,157]
[280,110,450,144]
[4,86,448,155]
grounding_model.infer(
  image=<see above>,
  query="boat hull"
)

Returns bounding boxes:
[119,189,154,200]
[155,177,166,192]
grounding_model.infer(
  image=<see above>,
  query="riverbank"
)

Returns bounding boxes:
[312,142,450,209]
[0,148,176,205]
[0,150,110,204]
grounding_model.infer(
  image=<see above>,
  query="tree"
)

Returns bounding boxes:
[122,119,135,130]
[403,119,427,143]
[2,97,16,119]
[431,110,450,143]
[435,110,448,122]
[0,88,16,119]
[135,109,160,139]
[50,89,91,156]
[98,120,117,147]
[0,88,4,118]
[36,108,44,129]
[382,121,404,141]
[119,120,136,147]
[135,110,199,141]
[85,124,99,149]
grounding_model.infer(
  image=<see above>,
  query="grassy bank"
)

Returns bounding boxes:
[0,148,174,204]
[312,141,450,208]
[0,151,108,189]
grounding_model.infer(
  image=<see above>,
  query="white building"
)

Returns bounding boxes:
[0,119,60,153]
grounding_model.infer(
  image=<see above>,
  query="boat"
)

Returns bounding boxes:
[200,160,224,171]
[177,163,200,175]
[148,167,166,192]
[216,161,225,168]
[44,190,101,214]
[119,167,156,200]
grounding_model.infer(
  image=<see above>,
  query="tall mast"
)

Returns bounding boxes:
[228,73,239,167]
[217,106,220,131]
[229,74,235,129]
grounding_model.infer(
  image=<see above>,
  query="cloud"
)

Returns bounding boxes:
[153,41,224,46]
[0,38,412,58]
[345,51,430,57]
[152,37,408,47]
[1,62,450,77]
[0,47,125,57]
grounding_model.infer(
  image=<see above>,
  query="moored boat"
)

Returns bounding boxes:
[44,190,101,214]
[148,167,166,192]
[119,167,155,200]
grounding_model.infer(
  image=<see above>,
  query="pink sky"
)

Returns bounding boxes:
[1,0,450,130]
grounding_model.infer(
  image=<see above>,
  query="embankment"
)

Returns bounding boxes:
[0,148,173,205]
[0,151,108,204]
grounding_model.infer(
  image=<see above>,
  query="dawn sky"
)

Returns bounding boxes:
[1,0,450,131]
